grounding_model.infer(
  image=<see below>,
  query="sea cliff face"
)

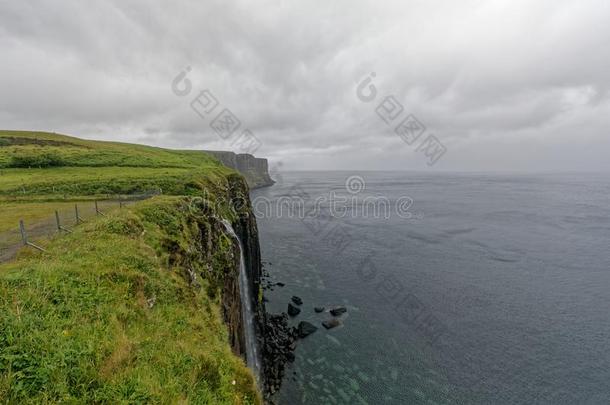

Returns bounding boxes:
[220,174,264,360]
[205,151,275,189]
[170,174,262,362]
[213,174,297,401]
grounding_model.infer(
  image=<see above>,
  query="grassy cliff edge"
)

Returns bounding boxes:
[0,131,262,403]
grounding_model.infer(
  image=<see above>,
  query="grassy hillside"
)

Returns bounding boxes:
[0,130,232,231]
[0,130,220,169]
[0,131,261,403]
[0,130,230,199]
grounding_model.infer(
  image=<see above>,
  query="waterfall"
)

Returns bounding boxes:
[221,220,261,382]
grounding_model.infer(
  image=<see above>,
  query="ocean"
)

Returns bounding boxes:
[251,171,610,405]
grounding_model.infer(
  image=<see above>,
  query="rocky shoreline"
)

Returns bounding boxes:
[258,269,349,402]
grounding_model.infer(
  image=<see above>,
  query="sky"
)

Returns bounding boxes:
[1,0,609,171]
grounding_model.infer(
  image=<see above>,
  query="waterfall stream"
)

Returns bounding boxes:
[221,220,262,382]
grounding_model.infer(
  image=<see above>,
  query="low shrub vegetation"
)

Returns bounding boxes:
[8,152,65,168]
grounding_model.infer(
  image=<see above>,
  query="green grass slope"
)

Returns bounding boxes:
[0,130,220,169]
[0,130,231,199]
[0,131,261,403]
[0,130,233,230]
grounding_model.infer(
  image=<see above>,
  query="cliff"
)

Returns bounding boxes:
[0,131,269,403]
[205,151,275,189]
[0,194,265,403]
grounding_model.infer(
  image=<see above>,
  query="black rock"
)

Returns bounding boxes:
[291,296,303,305]
[287,303,301,317]
[330,306,347,316]
[286,351,296,362]
[322,319,342,329]
[297,321,318,338]
[276,282,285,287]
[314,306,325,313]
[261,313,298,398]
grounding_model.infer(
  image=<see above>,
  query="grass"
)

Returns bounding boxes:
[0,197,260,403]
[0,166,195,196]
[0,131,261,403]
[0,130,221,169]
[0,202,81,234]
[0,130,234,238]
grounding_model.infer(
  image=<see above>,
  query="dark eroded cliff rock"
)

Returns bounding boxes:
[205,151,275,189]
[224,174,297,401]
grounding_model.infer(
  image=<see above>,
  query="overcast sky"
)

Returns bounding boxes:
[1,0,609,171]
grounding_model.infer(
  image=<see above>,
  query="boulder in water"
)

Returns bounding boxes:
[286,351,296,362]
[330,306,347,316]
[291,296,303,305]
[314,306,325,313]
[322,319,342,329]
[297,321,318,338]
[288,303,301,317]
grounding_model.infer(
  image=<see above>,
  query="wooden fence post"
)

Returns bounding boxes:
[18,220,46,252]
[95,201,105,216]
[19,220,28,246]
[75,204,84,224]
[55,211,72,233]
[55,211,61,232]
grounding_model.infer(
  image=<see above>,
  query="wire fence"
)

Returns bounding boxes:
[0,192,159,263]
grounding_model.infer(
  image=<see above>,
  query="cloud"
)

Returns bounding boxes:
[1,0,609,171]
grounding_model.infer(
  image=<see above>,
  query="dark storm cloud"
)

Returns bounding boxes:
[1,0,609,171]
